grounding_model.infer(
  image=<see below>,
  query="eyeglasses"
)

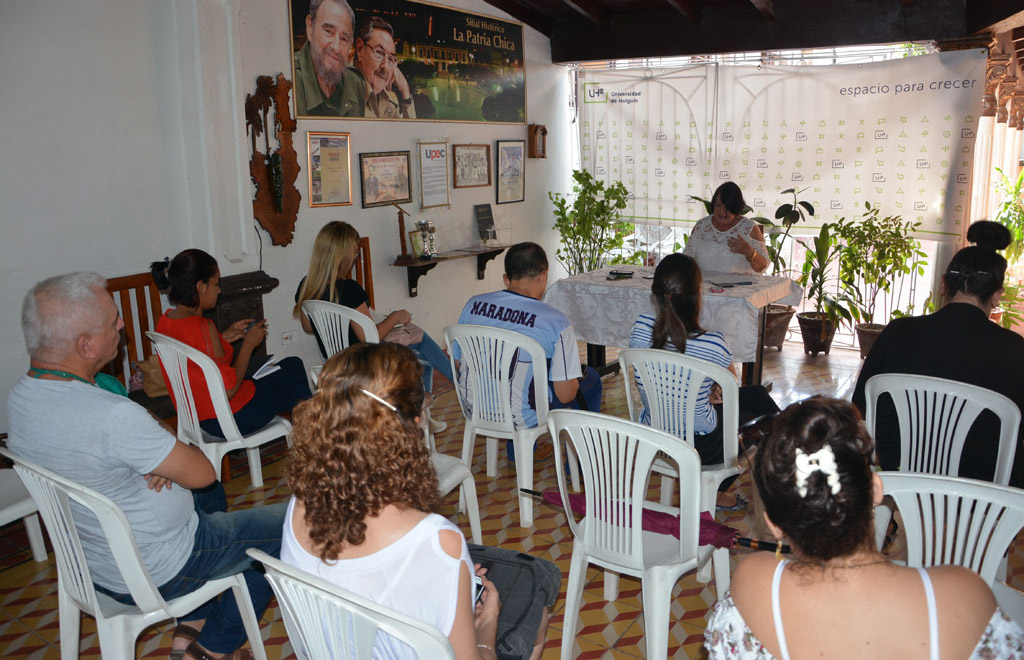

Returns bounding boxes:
[366,43,398,67]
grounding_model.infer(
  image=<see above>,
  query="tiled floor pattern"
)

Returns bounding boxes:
[0,342,1016,659]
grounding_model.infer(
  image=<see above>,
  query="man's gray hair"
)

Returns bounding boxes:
[309,0,354,28]
[22,272,107,358]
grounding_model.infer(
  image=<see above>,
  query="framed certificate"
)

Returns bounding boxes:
[306,132,352,207]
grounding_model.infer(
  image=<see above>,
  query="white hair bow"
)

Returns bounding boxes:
[794,446,841,498]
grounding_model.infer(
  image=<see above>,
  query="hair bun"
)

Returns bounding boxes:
[967,221,1011,252]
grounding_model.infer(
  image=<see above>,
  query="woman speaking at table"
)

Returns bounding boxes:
[684,182,769,275]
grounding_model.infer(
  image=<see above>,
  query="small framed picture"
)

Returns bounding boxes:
[453,144,492,188]
[496,139,525,204]
[359,151,412,208]
[307,132,352,207]
[408,230,425,258]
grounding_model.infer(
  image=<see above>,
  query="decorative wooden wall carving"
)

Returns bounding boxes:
[246,73,301,246]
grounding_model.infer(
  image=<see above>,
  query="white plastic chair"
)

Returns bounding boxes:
[879,472,1024,623]
[0,447,266,660]
[302,300,379,359]
[864,373,1020,484]
[247,549,454,660]
[424,423,483,545]
[147,332,291,488]
[0,468,48,562]
[444,324,576,528]
[618,348,740,515]
[547,410,729,660]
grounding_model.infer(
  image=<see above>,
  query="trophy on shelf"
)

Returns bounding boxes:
[427,222,438,257]
[416,220,432,260]
[393,203,416,265]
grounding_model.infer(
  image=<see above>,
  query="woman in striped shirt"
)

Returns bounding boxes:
[629,253,778,509]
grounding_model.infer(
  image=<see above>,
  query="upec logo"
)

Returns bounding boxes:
[423,146,446,160]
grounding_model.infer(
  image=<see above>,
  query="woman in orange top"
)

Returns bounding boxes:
[152,249,310,438]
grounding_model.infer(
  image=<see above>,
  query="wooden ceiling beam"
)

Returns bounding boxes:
[480,0,553,35]
[563,0,609,27]
[749,0,776,20]
[665,0,702,24]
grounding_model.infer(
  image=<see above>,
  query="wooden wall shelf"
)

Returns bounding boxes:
[392,245,509,297]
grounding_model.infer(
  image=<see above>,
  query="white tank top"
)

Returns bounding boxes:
[280,497,474,659]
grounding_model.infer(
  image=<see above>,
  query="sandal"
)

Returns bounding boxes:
[182,640,255,660]
[169,623,201,660]
[716,492,748,512]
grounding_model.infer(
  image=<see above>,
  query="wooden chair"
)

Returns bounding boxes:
[353,236,375,309]
[104,273,176,421]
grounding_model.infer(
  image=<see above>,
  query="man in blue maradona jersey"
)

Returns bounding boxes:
[457,242,602,430]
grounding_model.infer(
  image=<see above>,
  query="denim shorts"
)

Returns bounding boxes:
[468,544,561,660]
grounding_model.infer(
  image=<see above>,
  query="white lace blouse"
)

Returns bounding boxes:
[684,216,768,275]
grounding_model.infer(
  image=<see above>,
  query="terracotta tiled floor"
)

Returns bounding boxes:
[0,341,1018,659]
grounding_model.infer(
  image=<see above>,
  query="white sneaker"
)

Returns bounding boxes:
[429,417,448,433]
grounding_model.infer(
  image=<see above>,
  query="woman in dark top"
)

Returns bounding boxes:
[294,221,454,396]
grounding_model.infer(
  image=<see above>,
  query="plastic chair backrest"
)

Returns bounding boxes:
[881,472,1024,584]
[0,447,168,614]
[247,549,455,660]
[865,373,1020,484]
[443,324,550,433]
[547,409,701,572]
[147,332,245,444]
[302,300,379,359]
[618,347,739,465]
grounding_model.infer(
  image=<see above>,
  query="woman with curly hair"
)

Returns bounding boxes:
[704,397,1024,659]
[282,342,560,660]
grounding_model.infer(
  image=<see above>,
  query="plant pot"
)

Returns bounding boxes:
[854,322,885,359]
[796,312,836,356]
[764,304,796,351]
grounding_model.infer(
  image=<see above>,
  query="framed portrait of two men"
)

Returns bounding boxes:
[288,0,526,123]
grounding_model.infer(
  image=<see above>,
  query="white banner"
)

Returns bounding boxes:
[579,50,986,241]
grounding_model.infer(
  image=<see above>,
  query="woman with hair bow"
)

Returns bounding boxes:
[704,397,1024,659]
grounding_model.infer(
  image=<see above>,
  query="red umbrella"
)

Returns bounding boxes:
[530,488,738,548]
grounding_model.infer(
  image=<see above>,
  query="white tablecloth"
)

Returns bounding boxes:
[543,265,802,363]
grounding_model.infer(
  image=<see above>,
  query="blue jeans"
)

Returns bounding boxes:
[408,332,454,394]
[201,356,310,438]
[103,483,286,654]
[548,366,603,414]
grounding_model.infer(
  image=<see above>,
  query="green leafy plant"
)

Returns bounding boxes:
[993,167,1024,267]
[999,281,1024,330]
[798,223,854,338]
[754,187,815,276]
[832,202,926,324]
[550,169,630,276]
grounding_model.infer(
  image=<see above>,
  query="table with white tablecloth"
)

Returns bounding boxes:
[543,265,802,384]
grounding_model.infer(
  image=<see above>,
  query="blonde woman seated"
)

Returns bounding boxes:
[294,221,453,398]
[705,397,1024,659]
[282,342,560,660]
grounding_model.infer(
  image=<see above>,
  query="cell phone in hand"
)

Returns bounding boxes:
[474,574,484,605]
[246,320,264,332]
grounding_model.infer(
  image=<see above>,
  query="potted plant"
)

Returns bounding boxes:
[755,187,815,351]
[797,223,853,356]
[833,203,926,358]
[993,167,1024,330]
[550,169,630,276]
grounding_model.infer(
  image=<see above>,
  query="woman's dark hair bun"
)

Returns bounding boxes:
[967,220,1012,252]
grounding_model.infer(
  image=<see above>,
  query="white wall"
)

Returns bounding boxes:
[0,0,571,430]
